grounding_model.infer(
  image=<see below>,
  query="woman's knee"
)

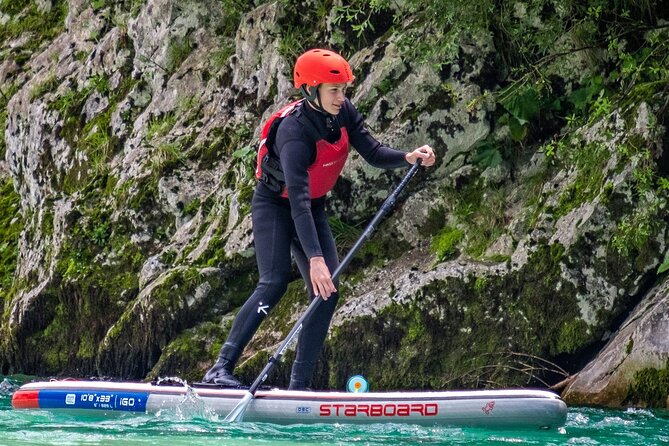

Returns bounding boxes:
[255,280,289,305]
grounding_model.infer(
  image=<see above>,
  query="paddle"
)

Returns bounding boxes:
[224,159,423,422]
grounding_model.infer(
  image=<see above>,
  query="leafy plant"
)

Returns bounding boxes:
[611,196,663,257]
[657,252,669,274]
[333,0,391,42]
[215,0,248,37]
[276,0,333,61]
[498,85,542,142]
[231,144,256,177]
[473,141,502,169]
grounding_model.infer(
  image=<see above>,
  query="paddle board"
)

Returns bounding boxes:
[12,380,567,428]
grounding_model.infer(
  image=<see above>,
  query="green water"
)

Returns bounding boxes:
[2,378,668,445]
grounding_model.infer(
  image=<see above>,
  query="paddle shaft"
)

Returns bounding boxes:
[245,160,422,396]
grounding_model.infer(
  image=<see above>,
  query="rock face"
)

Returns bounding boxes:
[1,1,668,408]
[562,279,669,408]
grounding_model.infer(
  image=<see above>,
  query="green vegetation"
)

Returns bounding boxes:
[325,243,581,390]
[553,141,610,218]
[51,74,139,193]
[431,226,464,261]
[0,0,69,57]
[2,0,668,400]
[147,321,229,382]
[0,83,19,160]
[0,180,22,304]
[17,173,153,374]
[214,0,247,36]
[329,217,363,252]
[90,0,145,17]
[431,180,508,260]
[209,0,251,71]
[626,361,669,407]
[146,112,177,140]
[29,73,59,101]
[166,36,194,74]
[406,0,669,262]
[557,319,591,354]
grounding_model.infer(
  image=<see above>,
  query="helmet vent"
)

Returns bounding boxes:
[330,70,340,74]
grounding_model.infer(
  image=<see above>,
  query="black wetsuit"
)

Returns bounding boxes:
[222,99,409,389]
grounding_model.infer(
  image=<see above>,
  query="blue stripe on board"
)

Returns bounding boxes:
[38,390,148,412]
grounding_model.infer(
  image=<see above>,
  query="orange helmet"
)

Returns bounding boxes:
[293,49,355,89]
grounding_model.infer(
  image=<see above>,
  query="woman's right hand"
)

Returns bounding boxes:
[405,145,436,166]
[309,256,337,299]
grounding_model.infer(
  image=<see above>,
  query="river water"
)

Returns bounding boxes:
[1,377,667,445]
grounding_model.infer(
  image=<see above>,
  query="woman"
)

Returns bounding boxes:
[203,49,436,390]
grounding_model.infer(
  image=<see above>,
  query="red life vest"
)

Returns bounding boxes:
[255,101,349,199]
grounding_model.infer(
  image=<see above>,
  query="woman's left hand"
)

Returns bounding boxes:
[406,145,436,167]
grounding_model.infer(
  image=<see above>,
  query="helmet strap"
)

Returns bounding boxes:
[300,85,329,115]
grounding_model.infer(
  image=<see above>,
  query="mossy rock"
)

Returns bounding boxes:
[324,243,587,391]
[625,361,669,408]
[147,321,232,383]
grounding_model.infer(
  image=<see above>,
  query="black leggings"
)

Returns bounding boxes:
[223,186,340,384]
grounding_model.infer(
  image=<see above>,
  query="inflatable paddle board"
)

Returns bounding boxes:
[12,380,567,428]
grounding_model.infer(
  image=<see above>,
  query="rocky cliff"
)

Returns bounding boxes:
[1,0,667,408]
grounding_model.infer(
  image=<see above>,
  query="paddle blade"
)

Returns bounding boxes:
[224,392,254,422]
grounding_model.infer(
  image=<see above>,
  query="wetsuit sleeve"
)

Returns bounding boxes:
[275,119,323,259]
[344,100,410,168]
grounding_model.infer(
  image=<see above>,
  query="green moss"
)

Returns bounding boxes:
[0,180,22,303]
[147,321,230,383]
[625,337,634,355]
[355,228,412,270]
[438,179,510,260]
[99,263,255,378]
[197,124,253,169]
[557,319,590,354]
[77,336,96,359]
[23,182,153,375]
[431,226,464,261]
[125,176,160,214]
[89,0,145,17]
[55,76,138,194]
[25,285,118,375]
[237,183,254,216]
[325,243,583,390]
[554,141,609,218]
[625,361,669,408]
[474,276,487,293]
